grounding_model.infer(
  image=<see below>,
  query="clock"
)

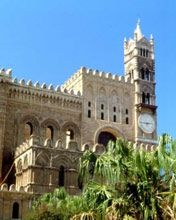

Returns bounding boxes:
[138,113,155,134]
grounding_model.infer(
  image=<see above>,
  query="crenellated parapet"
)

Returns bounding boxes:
[132,142,156,151]
[82,67,133,83]
[62,66,134,92]
[10,78,81,96]
[0,68,83,110]
[15,135,41,157]
[11,77,82,95]
[0,68,12,82]
[0,67,134,108]
[0,183,30,193]
[15,135,155,160]
[15,135,82,159]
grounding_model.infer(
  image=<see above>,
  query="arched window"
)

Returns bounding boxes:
[142,92,150,105]
[58,165,65,187]
[143,49,146,57]
[12,202,19,219]
[141,68,145,79]
[126,117,129,124]
[88,101,91,107]
[66,129,74,147]
[88,101,92,118]
[88,110,91,118]
[126,109,128,115]
[145,68,150,81]
[69,129,74,140]
[101,112,104,120]
[146,50,149,57]
[101,104,104,110]
[98,132,116,147]
[113,115,116,122]
[24,122,33,140]
[113,106,116,112]
[142,92,146,104]
[146,93,150,104]
[46,126,54,140]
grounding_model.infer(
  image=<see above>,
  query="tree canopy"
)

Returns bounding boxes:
[26,134,176,220]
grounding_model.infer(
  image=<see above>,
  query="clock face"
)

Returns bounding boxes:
[138,113,155,134]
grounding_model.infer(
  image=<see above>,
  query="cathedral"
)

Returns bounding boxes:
[0,23,157,219]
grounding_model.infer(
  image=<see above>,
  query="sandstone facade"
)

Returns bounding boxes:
[0,23,157,219]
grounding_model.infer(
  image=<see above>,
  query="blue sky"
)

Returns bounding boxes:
[0,0,176,137]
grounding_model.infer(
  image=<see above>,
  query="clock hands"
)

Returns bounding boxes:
[140,121,153,125]
[138,113,155,133]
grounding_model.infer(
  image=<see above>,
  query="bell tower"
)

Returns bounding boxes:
[124,21,157,145]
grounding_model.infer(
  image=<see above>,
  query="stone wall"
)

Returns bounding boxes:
[0,183,32,220]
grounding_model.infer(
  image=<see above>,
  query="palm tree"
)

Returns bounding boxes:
[78,135,176,219]
[27,135,176,220]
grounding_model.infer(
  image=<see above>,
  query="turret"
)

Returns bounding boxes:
[124,21,157,145]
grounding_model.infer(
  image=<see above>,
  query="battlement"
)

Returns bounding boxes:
[11,76,82,97]
[0,183,30,193]
[15,135,83,158]
[15,135,156,160]
[15,136,114,158]
[0,67,82,97]
[15,136,42,157]
[1,67,134,103]
[0,68,83,110]
[62,66,134,90]
[0,68,12,81]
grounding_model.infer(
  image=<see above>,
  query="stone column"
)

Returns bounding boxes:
[65,168,78,194]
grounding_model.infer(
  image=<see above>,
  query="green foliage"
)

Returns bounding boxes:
[26,135,176,220]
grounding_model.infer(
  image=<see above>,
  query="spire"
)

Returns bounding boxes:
[150,34,154,45]
[134,19,143,41]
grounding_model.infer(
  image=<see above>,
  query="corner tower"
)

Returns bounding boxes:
[124,21,157,145]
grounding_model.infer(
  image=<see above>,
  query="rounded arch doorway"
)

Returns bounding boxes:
[98,131,116,147]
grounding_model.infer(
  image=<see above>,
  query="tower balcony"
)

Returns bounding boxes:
[135,103,157,112]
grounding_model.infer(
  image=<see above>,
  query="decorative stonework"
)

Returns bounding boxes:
[0,23,157,219]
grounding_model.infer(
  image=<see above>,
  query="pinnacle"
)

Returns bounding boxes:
[134,19,143,41]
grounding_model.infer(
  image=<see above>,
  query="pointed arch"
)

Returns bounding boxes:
[86,84,93,97]
[111,89,117,96]
[62,122,80,136]
[99,87,106,96]
[35,152,50,166]
[61,122,81,149]
[46,126,54,140]
[19,114,40,144]
[41,118,60,142]
[52,154,75,168]
[94,126,125,145]
[24,122,33,140]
